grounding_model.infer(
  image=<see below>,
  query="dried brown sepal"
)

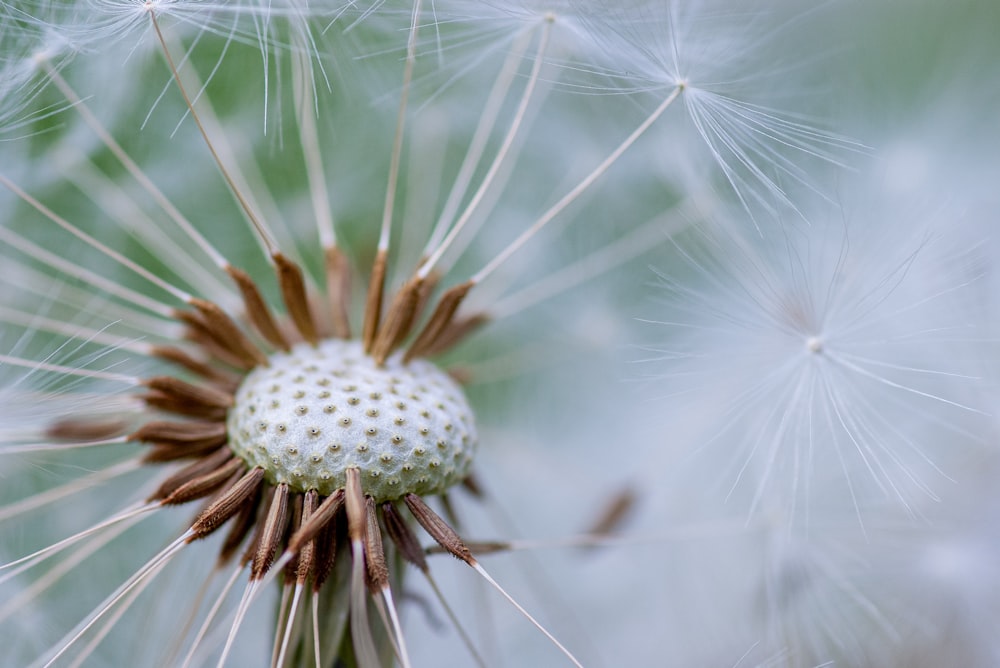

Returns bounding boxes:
[404,493,474,566]
[283,493,305,580]
[173,308,208,337]
[295,490,320,584]
[311,514,339,592]
[382,501,428,572]
[240,484,273,565]
[142,376,233,420]
[145,376,233,408]
[45,417,128,442]
[585,487,637,537]
[150,447,233,501]
[143,441,226,463]
[174,309,248,370]
[344,468,366,543]
[131,420,227,447]
[204,466,245,516]
[364,496,389,591]
[362,249,388,354]
[251,482,291,579]
[226,265,290,351]
[273,252,318,345]
[150,345,234,385]
[190,298,269,368]
[412,269,441,328]
[287,488,345,554]
[218,482,263,565]
[371,276,424,365]
[404,280,474,362]
[324,246,352,339]
[161,456,243,505]
[143,390,227,421]
[189,467,266,540]
[420,313,490,359]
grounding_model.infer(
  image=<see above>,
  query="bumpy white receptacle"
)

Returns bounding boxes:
[227,339,477,500]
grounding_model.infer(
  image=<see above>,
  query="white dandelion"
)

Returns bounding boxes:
[0,1,889,666]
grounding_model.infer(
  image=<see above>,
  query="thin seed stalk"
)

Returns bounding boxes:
[275,536,406,667]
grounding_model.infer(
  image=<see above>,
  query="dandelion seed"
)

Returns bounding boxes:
[574,0,867,223]
[639,201,993,528]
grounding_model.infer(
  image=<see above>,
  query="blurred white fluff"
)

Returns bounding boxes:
[599,171,1000,665]
[639,188,994,527]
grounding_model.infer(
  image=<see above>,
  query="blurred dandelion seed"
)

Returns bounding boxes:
[640,211,992,529]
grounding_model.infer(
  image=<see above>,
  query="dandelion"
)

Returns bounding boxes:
[0,5,610,666]
[0,1,927,666]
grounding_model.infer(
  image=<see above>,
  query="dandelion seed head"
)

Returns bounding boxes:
[228,339,476,498]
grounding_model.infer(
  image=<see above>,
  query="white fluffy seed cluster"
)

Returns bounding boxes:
[227,339,477,501]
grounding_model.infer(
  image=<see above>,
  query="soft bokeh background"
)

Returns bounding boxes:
[2,1,999,666]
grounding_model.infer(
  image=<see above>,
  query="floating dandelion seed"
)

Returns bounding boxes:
[638,209,993,529]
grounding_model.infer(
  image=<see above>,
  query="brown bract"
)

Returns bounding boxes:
[93,221,490,663]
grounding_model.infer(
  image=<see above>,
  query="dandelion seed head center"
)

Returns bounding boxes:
[226,339,477,500]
